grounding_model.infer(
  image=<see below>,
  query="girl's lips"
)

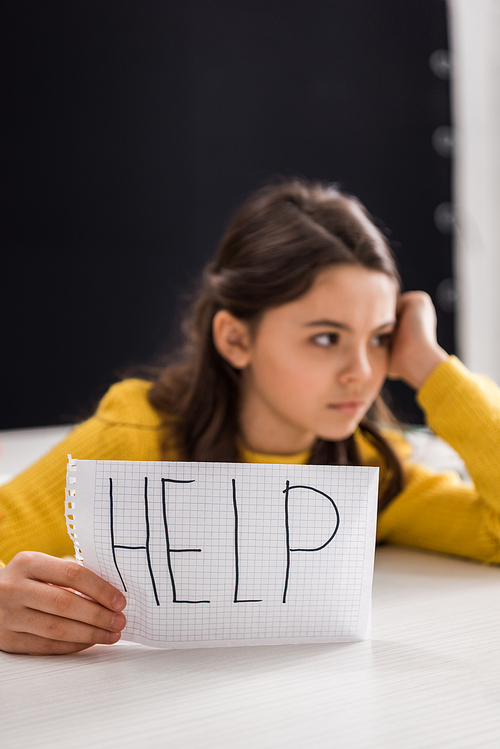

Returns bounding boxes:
[328,400,364,414]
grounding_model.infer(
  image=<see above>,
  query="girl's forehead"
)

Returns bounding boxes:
[299,265,398,310]
[259,265,398,332]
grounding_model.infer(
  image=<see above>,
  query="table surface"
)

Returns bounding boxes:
[3,546,500,749]
[0,426,495,748]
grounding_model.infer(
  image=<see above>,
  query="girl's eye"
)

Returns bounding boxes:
[312,333,339,347]
[371,333,392,348]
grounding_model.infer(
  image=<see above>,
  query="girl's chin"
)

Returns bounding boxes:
[317,418,363,442]
[317,427,358,442]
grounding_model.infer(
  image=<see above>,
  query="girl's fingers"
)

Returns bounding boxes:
[9,606,121,647]
[21,578,126,633]
[15,552,126,613]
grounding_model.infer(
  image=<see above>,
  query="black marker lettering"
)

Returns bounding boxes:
[161,478,210,603]
[232,479,262,603]
[109,477,126,592]
[110,476,160,605]
[282,481,340,603]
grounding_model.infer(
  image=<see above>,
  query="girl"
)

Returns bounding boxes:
[1,179,500,655]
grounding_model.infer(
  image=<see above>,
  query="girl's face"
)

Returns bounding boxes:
[238,264,398,454]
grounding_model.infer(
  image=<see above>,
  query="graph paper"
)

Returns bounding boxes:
[66,457,378,648]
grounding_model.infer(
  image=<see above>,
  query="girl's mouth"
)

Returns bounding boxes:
[328,400,364,414]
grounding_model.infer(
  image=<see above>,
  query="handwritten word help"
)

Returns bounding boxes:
[109,476,340,606]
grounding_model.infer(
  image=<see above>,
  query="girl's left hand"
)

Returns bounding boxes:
[387,291,449,391]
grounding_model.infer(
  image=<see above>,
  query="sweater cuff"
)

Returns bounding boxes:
[416,355,468,416]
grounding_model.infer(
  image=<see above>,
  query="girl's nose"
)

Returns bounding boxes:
[338,349,372,384]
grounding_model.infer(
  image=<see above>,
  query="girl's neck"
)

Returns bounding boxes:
[238,404,317,456]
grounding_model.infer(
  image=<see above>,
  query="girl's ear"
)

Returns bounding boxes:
[212,310,252,369]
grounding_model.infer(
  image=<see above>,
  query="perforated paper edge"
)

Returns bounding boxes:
[65,455,84,564]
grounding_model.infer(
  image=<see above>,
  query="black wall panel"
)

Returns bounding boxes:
[1,1,451,428]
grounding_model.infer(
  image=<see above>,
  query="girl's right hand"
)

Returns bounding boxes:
[0,551,127,654]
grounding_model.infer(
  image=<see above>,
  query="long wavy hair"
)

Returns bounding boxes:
[149,179,404,511]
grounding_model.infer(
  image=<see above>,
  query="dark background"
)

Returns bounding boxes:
[1,0,452,429]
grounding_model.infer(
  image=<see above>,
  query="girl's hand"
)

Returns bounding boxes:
[0,552,126,654]
[388,291,449,391]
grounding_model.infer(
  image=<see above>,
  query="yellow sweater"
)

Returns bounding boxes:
[1,356,500,566]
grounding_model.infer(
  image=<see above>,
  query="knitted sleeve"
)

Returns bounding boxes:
[377,357,500,563]
[0,379,162,564]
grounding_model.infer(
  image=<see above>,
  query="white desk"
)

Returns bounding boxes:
[1,428,497,748]
[0,424,73,486]
[3,546,500,748]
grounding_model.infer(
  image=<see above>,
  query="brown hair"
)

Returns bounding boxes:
[149,179,403,511]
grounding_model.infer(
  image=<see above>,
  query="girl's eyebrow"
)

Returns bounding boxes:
[304,319,397,332]
[305,320,350,330]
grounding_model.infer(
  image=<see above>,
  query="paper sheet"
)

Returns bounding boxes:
[65,458,378,648]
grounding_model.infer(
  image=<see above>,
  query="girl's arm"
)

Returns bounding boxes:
[0,379,161,563]
[381,293,500,563]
